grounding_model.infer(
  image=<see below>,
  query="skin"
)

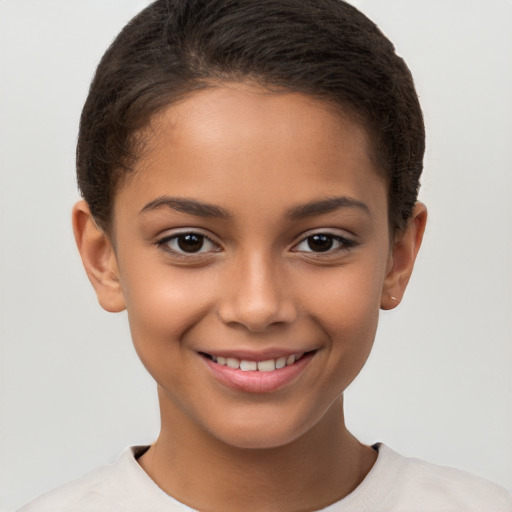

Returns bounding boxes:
[73,83,426,511]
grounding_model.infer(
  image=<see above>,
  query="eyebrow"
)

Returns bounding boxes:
[140,196,231,218]
[286,196,370,219]
[139,195,369,219]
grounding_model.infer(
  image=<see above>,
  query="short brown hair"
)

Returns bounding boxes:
[77,0,424,233]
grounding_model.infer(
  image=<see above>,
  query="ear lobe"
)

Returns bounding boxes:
[72,200,126,313]
[381,202,427,310]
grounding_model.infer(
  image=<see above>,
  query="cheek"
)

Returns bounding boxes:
[307,261,384,330]
[321,278,380,367]
[120,266,214,361]
[303,258,386,378]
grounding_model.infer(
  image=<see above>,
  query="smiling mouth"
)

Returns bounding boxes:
[200,351,315,372]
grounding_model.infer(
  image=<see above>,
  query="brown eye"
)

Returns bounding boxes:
[293,232,355,255]
[158,232,219,255]
[307,234,334,252]
[177,234,205,253]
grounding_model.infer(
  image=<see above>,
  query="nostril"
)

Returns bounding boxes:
[217,298,298,332]
[216,264,298,331]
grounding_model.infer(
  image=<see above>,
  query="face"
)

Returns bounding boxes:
[107,84,394,449]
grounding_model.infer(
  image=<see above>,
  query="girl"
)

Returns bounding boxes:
[15,0,512,510]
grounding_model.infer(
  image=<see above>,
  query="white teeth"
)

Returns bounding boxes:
[275,357,286,369]
[240,360,257,371]
[226,358,240,369]
[212,353,305,371]
[257,359,276,372]
[286,354,296,365]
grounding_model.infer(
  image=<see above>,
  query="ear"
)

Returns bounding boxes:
[380,202,427,310]
[72,200,126,313]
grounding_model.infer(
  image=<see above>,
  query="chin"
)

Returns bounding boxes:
[204,406,324,451]
[216,427,304,451]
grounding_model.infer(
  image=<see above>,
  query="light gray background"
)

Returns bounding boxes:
[1,0,511,510]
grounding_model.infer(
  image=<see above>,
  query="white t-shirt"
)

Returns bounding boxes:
[18,443,512,511]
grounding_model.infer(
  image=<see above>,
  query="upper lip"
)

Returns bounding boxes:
[198,348,317,362]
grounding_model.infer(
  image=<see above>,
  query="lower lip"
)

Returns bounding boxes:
[202,352,315,393]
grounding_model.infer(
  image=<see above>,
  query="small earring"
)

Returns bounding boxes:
[390,296,397,301]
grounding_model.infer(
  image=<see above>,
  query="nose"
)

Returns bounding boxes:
[217,252,297,332]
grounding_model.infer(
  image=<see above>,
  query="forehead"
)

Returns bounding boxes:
[116,83,386,220]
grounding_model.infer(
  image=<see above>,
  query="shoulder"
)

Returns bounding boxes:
[17,446,186,512]
[370,443,512,511]
[18,459,120,512]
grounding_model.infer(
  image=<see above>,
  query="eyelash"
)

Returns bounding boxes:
[155,230,356,257]
[293,232,356,255]
[156,231,220,257]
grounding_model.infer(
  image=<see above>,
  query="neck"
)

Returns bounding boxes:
[139,390,376,512]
